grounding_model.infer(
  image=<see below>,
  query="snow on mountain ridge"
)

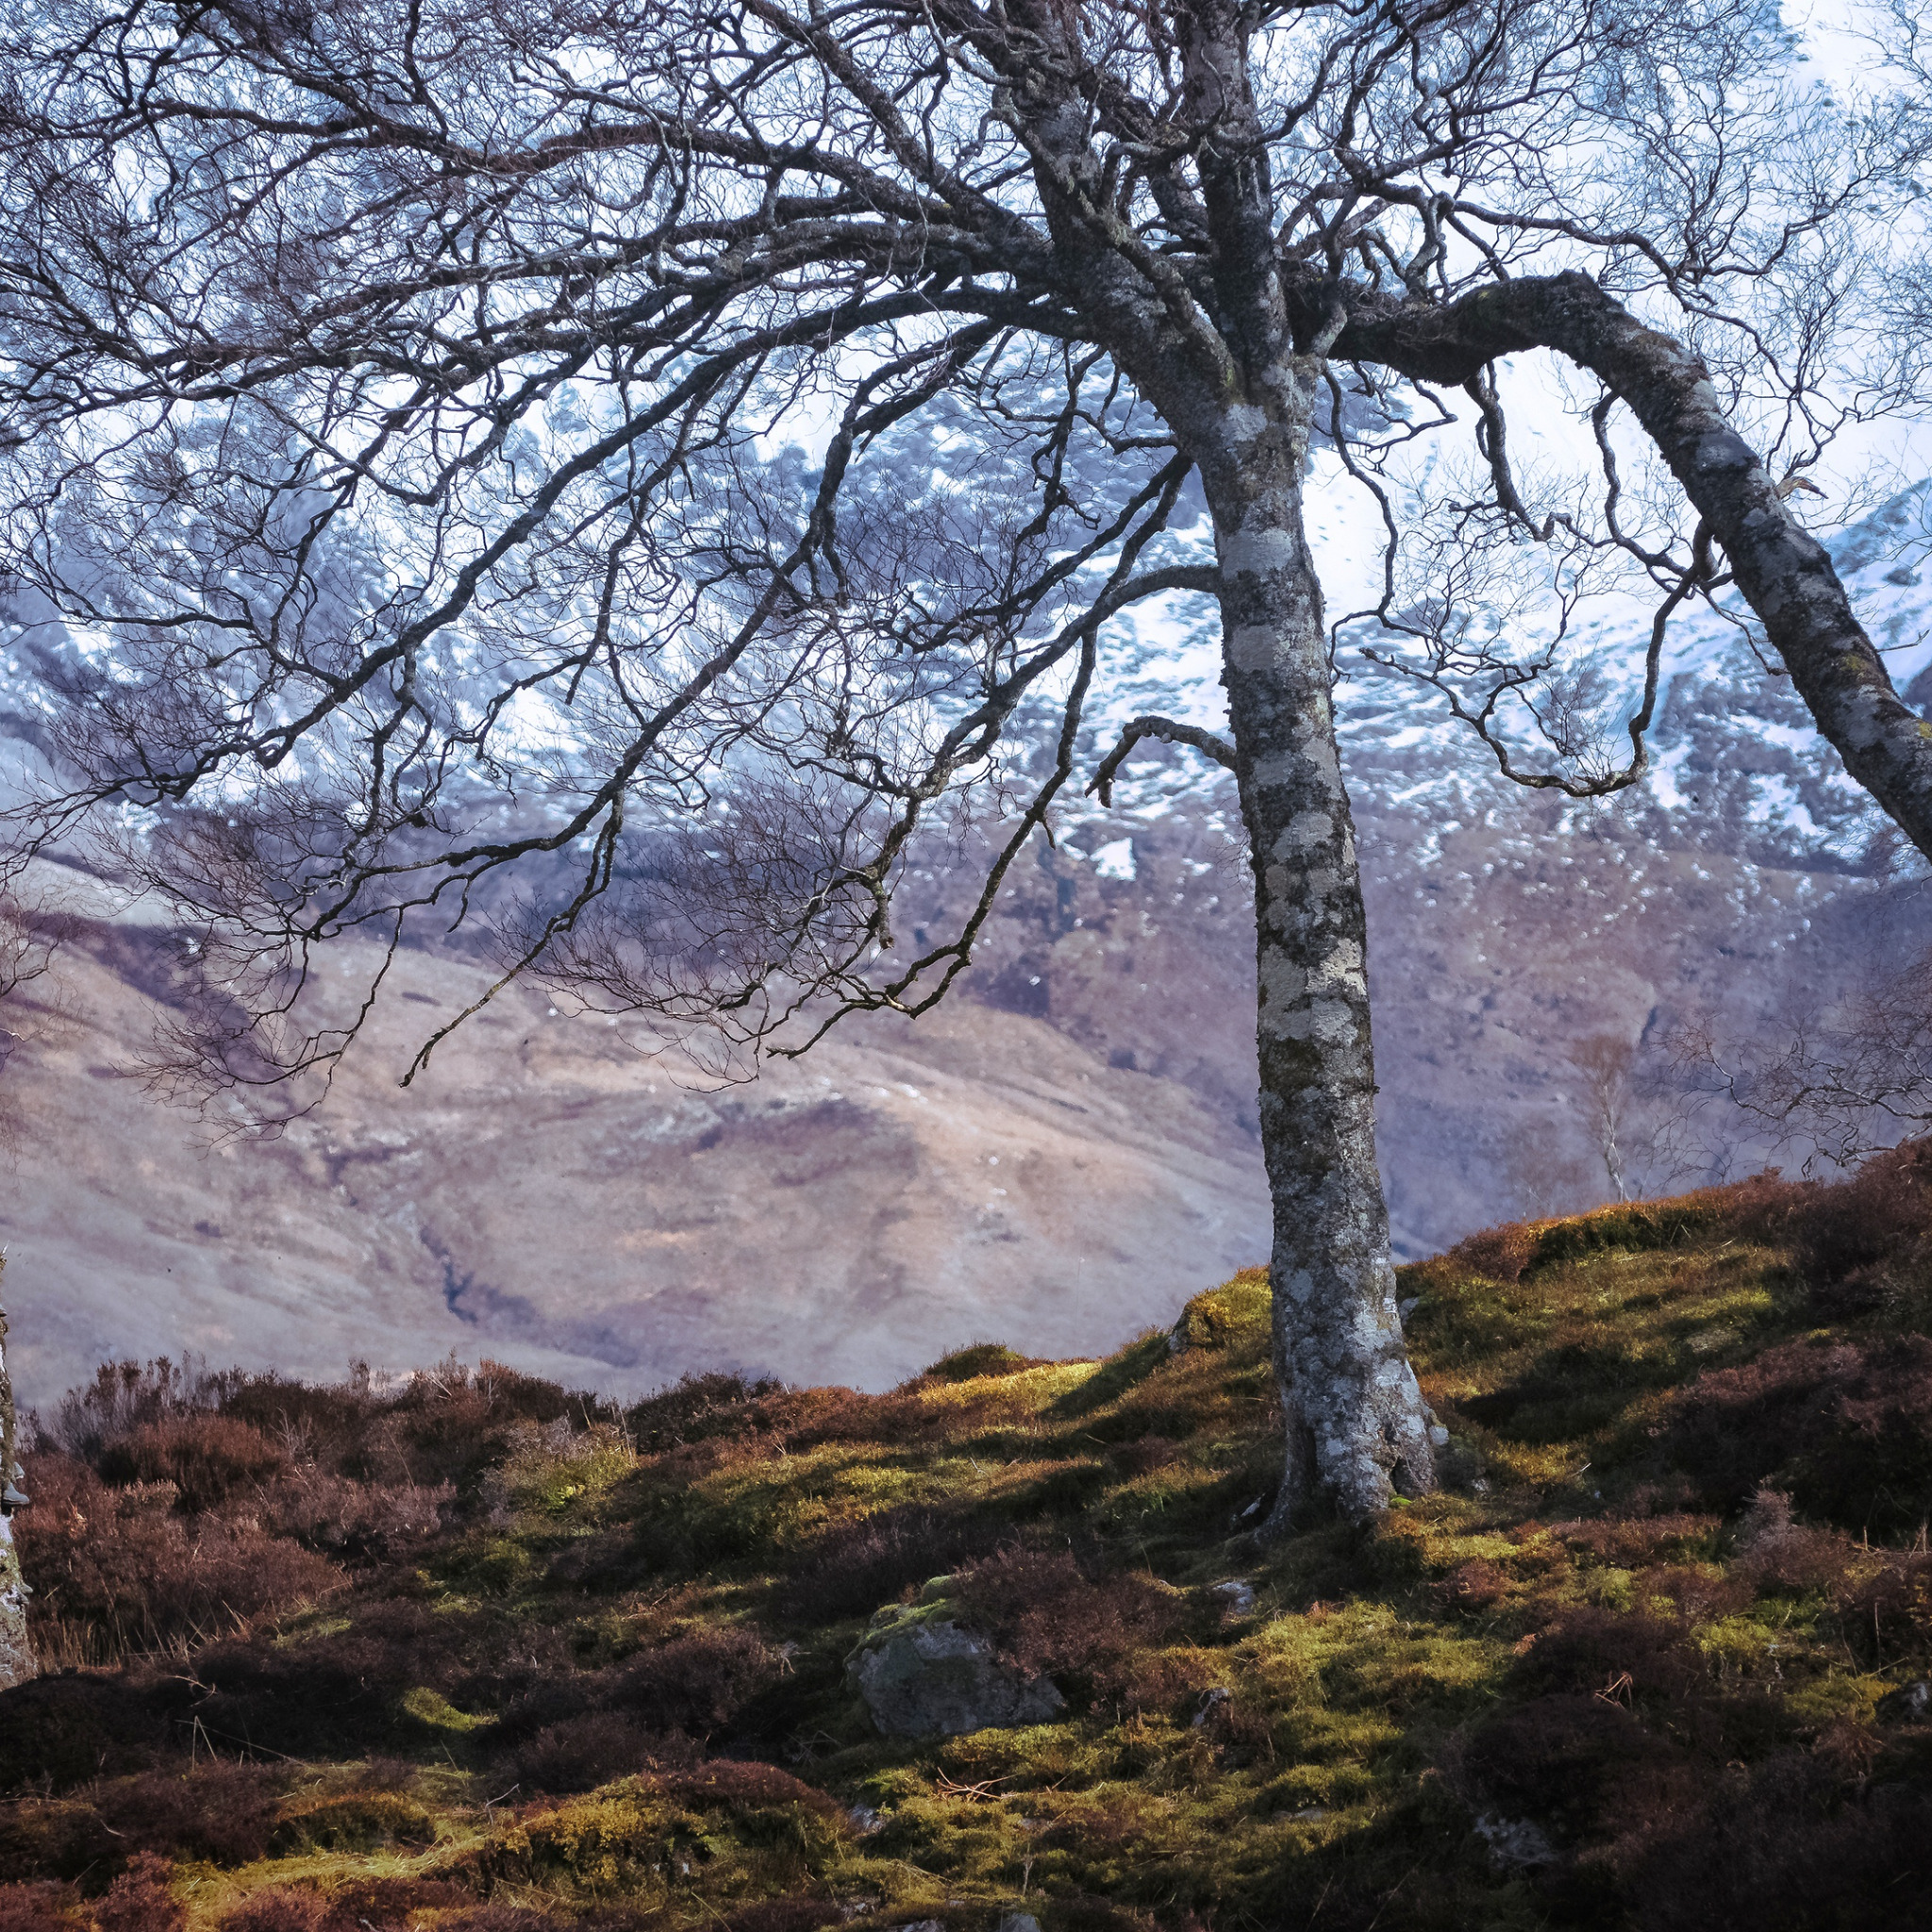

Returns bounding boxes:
[1066,479,1932,879]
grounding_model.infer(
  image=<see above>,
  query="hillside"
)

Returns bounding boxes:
[2,1160,1930,1930]
[0,910,1269,1407]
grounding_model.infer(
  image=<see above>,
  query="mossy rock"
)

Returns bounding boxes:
[846,1589,1065,1739]
[1171,1271,1271,1352]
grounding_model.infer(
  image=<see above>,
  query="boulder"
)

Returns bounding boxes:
[846,1586,1063,1739]
[1474,1811,1556,1869]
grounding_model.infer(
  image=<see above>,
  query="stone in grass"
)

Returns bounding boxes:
[846,1581,1064,1739]
[1876,1680,1932,1724]
[1474,1811,1556,1869]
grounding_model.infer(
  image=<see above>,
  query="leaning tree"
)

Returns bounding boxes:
[2,0,1928,1524]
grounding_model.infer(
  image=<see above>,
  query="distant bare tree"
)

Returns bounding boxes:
[0,895,69,1069]
[1674,949,1932,1174]
[1,0,1928,1524]
[1497,1108,1597,1224]
[1565,1034,1642,1203]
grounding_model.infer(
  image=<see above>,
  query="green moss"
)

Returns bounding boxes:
[271,1792,439,1856]
[400,1686,496,1734]
[1526,1197,1732,1269]
[922,1343,1046,1383]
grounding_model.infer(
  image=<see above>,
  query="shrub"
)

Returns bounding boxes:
[763,1386,974,1451]
[1735,1139,1932,1317]
[948,1548,1189,1699]
[219,1891,329,1932]
[1457,1692,1693,1845]
[96,1416,285,1513]
[1441,1221,1539,1285]
[641,1762,843,1816]
[511,1714,694,1794]
[1432,1559,1510,1615]
[0,1675,166,1794]
[610,1626,778,1732]
[1508,1608,1703,1705]
[262,1468,453,1558]
[720,1904,846,1932]
[625,1374,782,1455]
[15,1459,343,1656]
[0,1882,82,1930]
[1552,1511,1720,1568]
[38,1361,209,1462]
[1633,1564,1753,1621]
[315,1878,474,1925]
[1833,1551,1932,1662]
[1621,1754,1932,1932]
[95,1764,287,1866]
[1734,1490,1855,1597]
[91,1853,184,1932]
[498,1625,778,1748]
[1657,1336,1932,1536]
[779,1506,1004,1623]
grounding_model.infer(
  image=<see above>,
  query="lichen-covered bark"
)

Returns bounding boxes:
[0,1293,35,1690]
[1010,2,1435,1527]
[1307,270,1932,865]
[1191,373,1436,1527]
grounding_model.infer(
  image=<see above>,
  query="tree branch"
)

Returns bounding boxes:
[1087,714,1237,806]
[1302,267,1932,863]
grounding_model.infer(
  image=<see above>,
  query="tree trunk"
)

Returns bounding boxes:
[0,1291,34,1690]
[1195,373,1437,1530]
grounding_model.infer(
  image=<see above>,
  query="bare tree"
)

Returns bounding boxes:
[1674,947,1932,1174]
[1565,1035,1641,1204]
[0,893,71,1123]
[0,0,1927,1525]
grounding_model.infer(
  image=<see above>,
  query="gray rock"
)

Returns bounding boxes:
[1474,1812,1556,1869]
[997,1915,1043,1932]
[1876,1679,1932,1724]
[847,1590,1064,1739]
[1210,1579,1257,1616]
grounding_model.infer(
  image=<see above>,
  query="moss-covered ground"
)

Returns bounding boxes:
[3,1153,1932,1930]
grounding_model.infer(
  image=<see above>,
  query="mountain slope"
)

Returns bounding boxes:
[2,490,1930,1397]
[0,921,1267,1407]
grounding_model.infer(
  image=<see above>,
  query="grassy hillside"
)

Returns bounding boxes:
[3,1154,1931,1931]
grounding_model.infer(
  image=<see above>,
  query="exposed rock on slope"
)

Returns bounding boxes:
[848,1588,1066,1738]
